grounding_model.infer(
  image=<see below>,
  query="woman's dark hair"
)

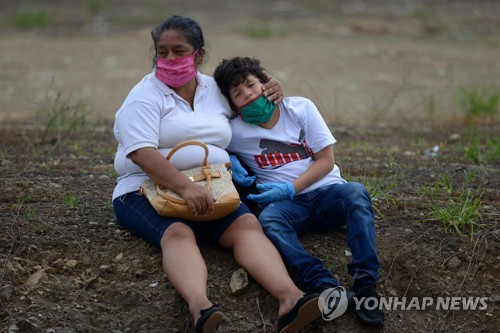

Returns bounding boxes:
[150,15,205,66]
[213,57,269,111]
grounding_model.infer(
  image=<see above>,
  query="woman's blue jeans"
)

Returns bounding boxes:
[257,182,380,292]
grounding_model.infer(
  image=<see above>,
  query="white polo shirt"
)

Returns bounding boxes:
[112,71,233,200]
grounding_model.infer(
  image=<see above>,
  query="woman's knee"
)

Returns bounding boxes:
[161,222,195,246]
[219,214,263,247]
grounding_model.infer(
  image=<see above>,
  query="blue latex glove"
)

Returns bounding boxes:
[247,182,295,205]
[230,155,256,187]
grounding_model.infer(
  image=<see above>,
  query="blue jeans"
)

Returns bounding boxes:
[257,182,380,292]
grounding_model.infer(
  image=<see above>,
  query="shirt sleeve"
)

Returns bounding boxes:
[115,100,161,156]
[300,98,336,153]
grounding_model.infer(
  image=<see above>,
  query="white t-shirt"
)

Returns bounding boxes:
[112,71,233,200]
[227,96,346,195]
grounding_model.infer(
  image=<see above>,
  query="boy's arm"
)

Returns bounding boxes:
[291,144,334,194]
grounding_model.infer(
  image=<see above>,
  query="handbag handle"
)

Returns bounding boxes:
[165,140,209,167]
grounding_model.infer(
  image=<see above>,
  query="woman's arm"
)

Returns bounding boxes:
[129,147,215,216]
[291,145,335,194]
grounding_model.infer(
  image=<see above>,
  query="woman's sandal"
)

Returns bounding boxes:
[276,292,321,333]
[195,304,227,333]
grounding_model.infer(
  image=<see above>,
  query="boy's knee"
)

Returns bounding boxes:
[346,182,370,200]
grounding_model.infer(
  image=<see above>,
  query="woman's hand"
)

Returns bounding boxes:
[177,182,216,217]
[129,147,215,217]
[261,70,284,104]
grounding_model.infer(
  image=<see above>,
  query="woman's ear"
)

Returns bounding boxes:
[197,48,206,66]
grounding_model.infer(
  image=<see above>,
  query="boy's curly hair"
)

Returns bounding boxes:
[213,57,269,112]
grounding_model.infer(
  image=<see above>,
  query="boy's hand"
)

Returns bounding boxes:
[247,182,295,205]
[230,155,256,187]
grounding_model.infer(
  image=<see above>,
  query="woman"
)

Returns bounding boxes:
[112,15,320,333]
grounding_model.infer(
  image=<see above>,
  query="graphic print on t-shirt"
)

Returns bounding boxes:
[254,130,313,169]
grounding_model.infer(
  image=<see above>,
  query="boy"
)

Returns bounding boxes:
[213,57,384,326]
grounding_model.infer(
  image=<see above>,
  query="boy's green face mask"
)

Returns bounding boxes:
[239,95,275,124]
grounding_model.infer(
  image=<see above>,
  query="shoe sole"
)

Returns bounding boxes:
[200,311,227,333]
[279,296,321,333]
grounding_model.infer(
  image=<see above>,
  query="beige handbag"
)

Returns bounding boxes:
[140,141,240,221]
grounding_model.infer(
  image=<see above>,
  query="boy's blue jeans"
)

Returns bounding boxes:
[257,182,380,292]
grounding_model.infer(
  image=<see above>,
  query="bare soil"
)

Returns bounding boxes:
[1,1,499,333]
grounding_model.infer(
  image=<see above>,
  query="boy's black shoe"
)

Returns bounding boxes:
[348,281,385,326]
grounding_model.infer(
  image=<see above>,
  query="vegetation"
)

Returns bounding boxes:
[459,84,499,121]
[37,91,91,146]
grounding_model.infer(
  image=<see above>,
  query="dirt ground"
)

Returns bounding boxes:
[1,1,499,332]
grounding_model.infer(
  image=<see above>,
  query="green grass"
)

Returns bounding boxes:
[342,154,401,220]
[420,163,484,238]
[15,10,51,29]
[27,208,37,221]
[0,147,10,161]
[87,0,109,14]
[37,92,91,145]
[458,84,499,120]
[463,126,500,164]
[244,23,283,39]
[63,194,79,209]
[105,166,117,178]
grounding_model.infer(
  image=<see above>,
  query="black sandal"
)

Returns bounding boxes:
[276,292,321,333]
[195,304,226,333]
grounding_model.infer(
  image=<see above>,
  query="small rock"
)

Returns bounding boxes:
[12,318,40,332]
[386,287,398,297]
[66,260,78,268]
[423,145,439,158]
[52,259,64,268]
[8,324,19,333]
[134,269,147,279]
[230,267,249,295]
[59,275,71,287]
[449,133,461,141]
[446,256,461,269]
[44,266,58,274]
[26,269,47,288]
[0,284,13,301]
[489,294,500,303]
